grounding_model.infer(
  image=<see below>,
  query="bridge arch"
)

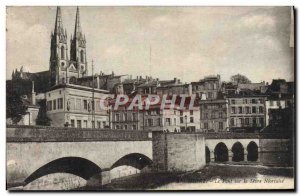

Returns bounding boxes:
[214,142,228,162]
[110,153,152,170]
[232,142,244,162]
[24,157,101,185]
[247,141,259,161]
[205,146,210,163]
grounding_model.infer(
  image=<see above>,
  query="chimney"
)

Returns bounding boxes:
[31,81,36,105]
[188,84,192,96]
[96,75,100,89]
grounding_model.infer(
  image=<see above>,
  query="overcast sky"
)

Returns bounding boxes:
[6,6,294,83]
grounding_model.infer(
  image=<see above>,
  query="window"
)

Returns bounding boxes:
[97,121,101,128]
[230,118,234,126]
[252,99,257,104]
[124,113,128,121]
[219,122,223,130]
[116,114,120,122]
[132,113,137,121]
[102,122,106,128]
[80,50,84,63]
[174,118,177,125]
[83,120,88,128]
[204,122,208,129]
[53,99,56,110]
[61,46,65,59]
[252,106,256,114]
[259,106,263,113]
[240,118,244,126]
[208,92,213,99]
[132,124,137,130]
[57,98,63,109]
[180,117,184,123]
[190,117,194,123]
[231,107,236,114]
[47,101,52,111]
[77,120,82,128]
[238,107,243,114]
[165,118,171,126]
[277,101,280,107]
[243,99,248,104]
[245,106,250,114]
[211,112,216,119]
[180,111,183,116]
[83,100,88,110]
[115,125,120,129]
[259,118,264,126]
[124,125,128,130]
[157,118,161,126]
[190,110,193,115]
[71,120,75,128]
[219,112,223,118]
[252,118,257,126]
[204,113,209,119]
[245,118,249,125]
[147,119,153,126]
[231,99,235,104]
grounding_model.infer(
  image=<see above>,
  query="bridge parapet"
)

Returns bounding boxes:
[195,132,290,139]
[7,125,152,142]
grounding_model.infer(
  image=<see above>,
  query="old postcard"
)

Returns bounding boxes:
[6,6,295,191]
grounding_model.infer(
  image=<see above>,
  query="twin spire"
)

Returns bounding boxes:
[54,6,84,41]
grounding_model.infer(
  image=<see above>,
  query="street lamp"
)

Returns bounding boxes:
[184,115,187,132]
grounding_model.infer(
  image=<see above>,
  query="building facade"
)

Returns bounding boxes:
[199,99,229,132]
[227,95,267,131]
[191,75,221,100]
[46,84,111,128]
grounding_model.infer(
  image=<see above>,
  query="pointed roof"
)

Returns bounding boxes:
[54,6,64,34]
[74,7,82,39]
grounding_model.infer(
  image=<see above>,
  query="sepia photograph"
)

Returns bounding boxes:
[5,5,295,191]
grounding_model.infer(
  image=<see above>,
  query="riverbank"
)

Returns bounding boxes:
[77,164,294,190]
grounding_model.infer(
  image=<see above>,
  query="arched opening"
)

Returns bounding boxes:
[80,50,84,63]
[205,146,210,163]
[247,141,258,161]
[214,142,228,162]
[24,157,101,185]
[61,46,65,60]
[110,153,152,180]
[232,142,244,162]
[69,76,77,84]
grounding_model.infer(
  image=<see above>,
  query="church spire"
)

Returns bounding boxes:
[70,6,87,76]
[54,6,63,34]
[74,6,82,38]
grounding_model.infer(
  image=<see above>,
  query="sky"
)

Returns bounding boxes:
[6,6,294,83]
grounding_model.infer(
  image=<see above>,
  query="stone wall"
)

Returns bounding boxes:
[153,132,206,172]
[259,139,293,166]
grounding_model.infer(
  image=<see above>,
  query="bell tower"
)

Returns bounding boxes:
[70,7,88,77]
[50,6,69,86]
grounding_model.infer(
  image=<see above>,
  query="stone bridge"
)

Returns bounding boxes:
[7,125,292,189]
[6,125,153,188]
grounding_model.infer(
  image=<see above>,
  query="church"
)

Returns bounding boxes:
[8,7,121,128]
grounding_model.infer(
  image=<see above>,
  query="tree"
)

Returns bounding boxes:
[6,90,28,124]
[230,74,251,84]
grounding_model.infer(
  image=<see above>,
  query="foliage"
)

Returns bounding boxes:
[6,90,28,124]
[230,74,251,84]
